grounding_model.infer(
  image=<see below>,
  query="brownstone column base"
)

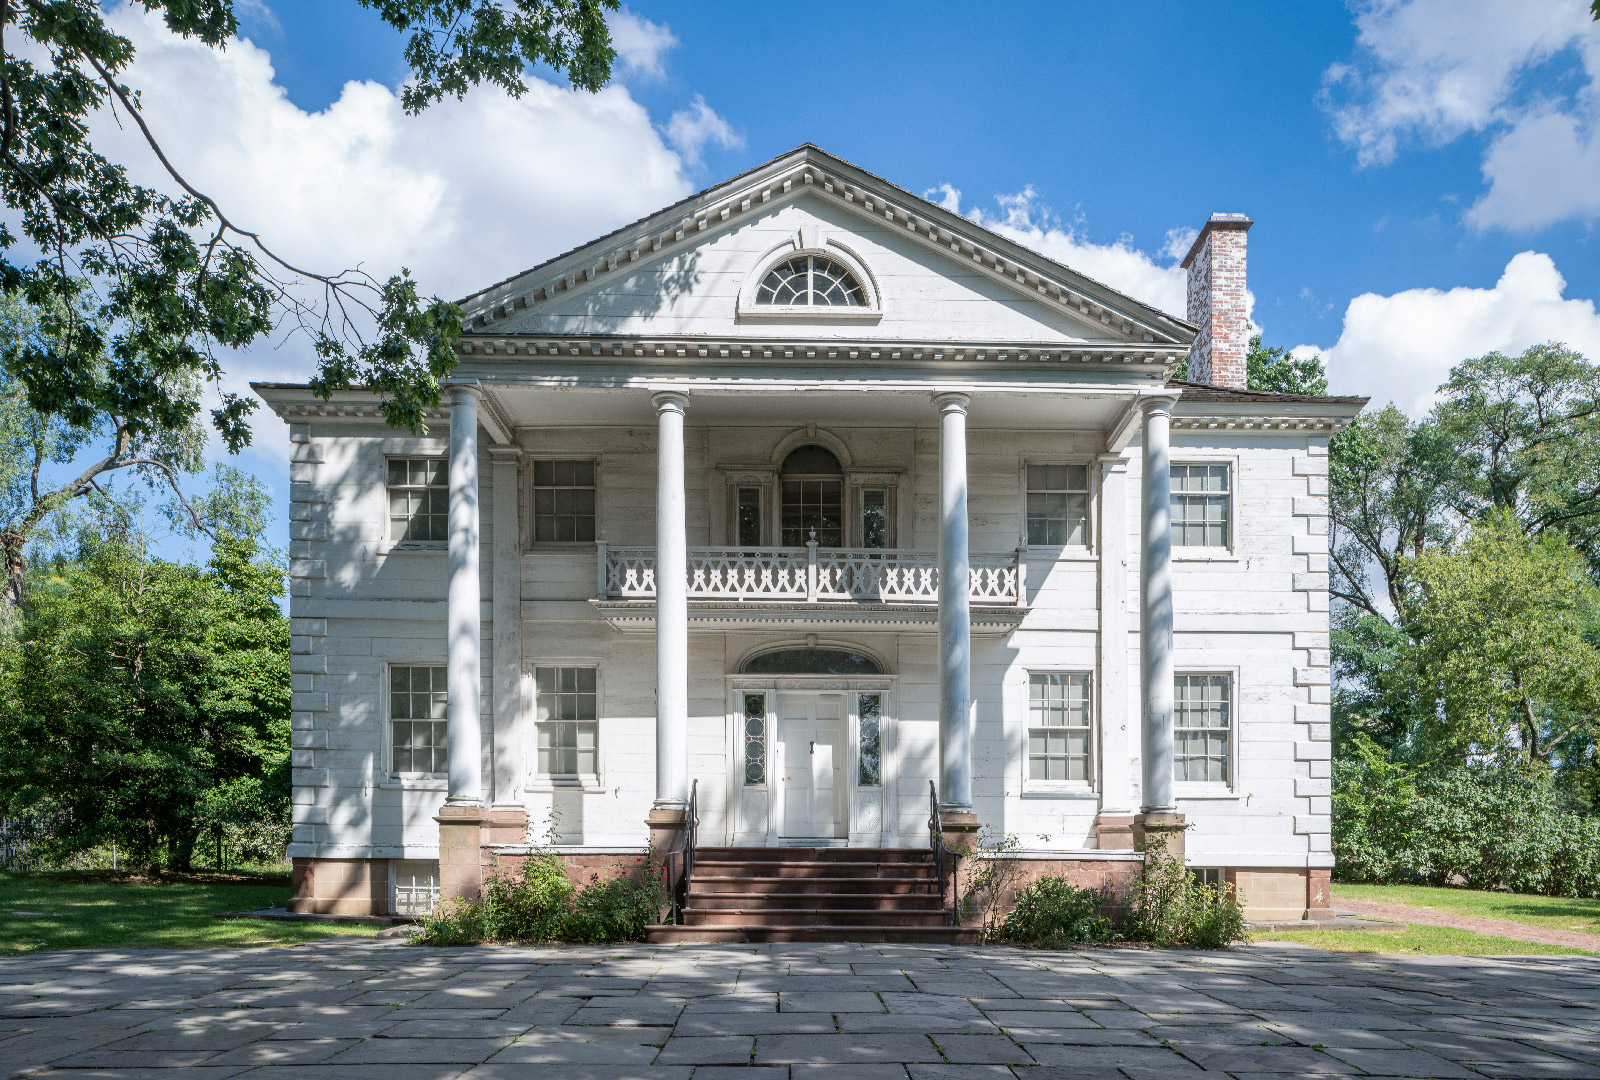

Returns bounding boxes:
[1092,813,1137,850]
[1132,810,1188,864]
[436,803,489,904]
[484,806,530,846]
[1306,866,1335,920]
[936,809,981,853]
[646,807,688,861]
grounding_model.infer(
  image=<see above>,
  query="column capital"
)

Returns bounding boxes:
[932,391,970,413]
[652,389,689,413]
[1140,393,1180,418]
[487,445,522,464]
[444,380,483,405]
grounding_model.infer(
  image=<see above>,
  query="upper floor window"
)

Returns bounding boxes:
[755,254,868,307]
[780,445,843,547]
[1171,464,1230,547]
[1026,464,1088,546]
[532,460,596,543]
[388,458,446,543]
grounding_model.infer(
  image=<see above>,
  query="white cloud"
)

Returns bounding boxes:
[1323,0,1600,230]
[664,95,742,166]
[609,7,677,79]
[1297,251,1600,415]
[925,185,1212,322]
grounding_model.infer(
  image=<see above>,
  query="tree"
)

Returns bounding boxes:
[0,529,289,870]
[1403,512,1600,764]
[1172,331,1330,395]
[0,1,619,452]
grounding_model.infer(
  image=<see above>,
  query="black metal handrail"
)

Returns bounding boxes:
[660,779,699,924]
[928,780,960,927]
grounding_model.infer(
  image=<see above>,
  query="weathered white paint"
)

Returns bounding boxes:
[446,383,483,806]
[1139,397,1176,814]
[653,391,690,811]
[935,393,973,813]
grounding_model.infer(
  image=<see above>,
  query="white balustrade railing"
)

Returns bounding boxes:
[598,543,1026,606]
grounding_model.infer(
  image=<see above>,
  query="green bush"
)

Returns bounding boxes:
[413,853,665,945]
[1001,876,1111,947]
[1122,839,1248,949]
[1333,733,1600,898]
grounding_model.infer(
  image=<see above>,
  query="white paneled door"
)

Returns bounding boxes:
[777,693,846,840]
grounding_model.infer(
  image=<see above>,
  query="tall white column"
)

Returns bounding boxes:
[489,446,523,808]
[446,383,484,806]
[1096,454,1135,832]
[935,392,973,813]
[1139,397,1177,814]
[653,391,690,811]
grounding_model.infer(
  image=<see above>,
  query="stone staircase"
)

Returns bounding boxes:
[644,846,980,943]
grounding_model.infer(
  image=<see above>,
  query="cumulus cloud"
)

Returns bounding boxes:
[609,7,678,79]
[1323,0,1600,230]
[664,95,742,166]
[924,185,1208,322]
[1297,251,1600,415]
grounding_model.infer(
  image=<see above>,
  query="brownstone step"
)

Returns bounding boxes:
[688,893,945,911]
[645,924,982,944]
[692,860,934,879]
[684,908,953,927]
[689,876,938,896]
[695,846,933,863]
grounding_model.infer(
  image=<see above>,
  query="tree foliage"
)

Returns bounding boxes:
[0,530,289,871]
[0,1,618,451]
[1172,330,1330,395]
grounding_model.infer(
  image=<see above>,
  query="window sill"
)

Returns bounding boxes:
[737,307,882,322]
[1172,549,1240,563]
[1174,785,1239,800]
[380,543,446,556]
[1024,545,1096,561]
[377,777,448,790]
[525,778,606,794]
[526,542,599,555]
[1021,788,1100,800]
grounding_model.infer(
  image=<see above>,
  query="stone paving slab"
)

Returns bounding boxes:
[2,940,1600,1078]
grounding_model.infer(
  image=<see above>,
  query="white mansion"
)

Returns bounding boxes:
[258,145,1363,927]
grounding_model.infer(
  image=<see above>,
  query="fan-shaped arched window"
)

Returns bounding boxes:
[755,254,868,307]
[780,445,842,546]
[741,648,881,675]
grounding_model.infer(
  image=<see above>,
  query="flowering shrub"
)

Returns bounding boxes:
[414,852,665,945]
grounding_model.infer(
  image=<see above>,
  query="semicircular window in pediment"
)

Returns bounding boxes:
[755,254,868,307]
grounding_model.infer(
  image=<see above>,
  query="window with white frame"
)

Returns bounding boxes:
[1027,672,1093,783]
[1026,464,1089,546]
[735,487,763,547]
[535,666,598,778]
[860,488,889,549]
[755,254,868,307]
[387,458,447,542]
[1174,673,1231,783]
[742,692,766,785]
[392,860,440,916]
[1170,464,1230,547]
[390,664,447,777]
[532,460,597,543]
[857,693,882,786]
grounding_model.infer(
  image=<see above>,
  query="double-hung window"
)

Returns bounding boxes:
[388,458,447,543]
[532,460,597,542]
[1026,465,1088,546]
[1027,672,1093,785]
[390,664,447,777]
[535,666,598,780]
[1174,674,1231,784]
[1171,464,1230,548]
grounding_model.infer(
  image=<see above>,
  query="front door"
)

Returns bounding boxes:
[777,693,846,839]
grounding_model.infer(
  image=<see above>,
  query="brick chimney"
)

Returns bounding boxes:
[1180,213,1252,389]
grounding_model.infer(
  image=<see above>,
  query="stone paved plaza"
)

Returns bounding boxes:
[3,939,1600,1079]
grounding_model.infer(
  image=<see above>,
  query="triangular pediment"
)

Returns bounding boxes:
[458,145,1194,349]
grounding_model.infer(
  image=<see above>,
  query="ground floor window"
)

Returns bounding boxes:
[392,860,440,916]
[390,664,447,777]
[1174,673,1231,783]
[535,666,598,779]
[1027,672,1092,784]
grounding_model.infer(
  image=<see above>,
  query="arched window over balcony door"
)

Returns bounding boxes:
[780,445,843,547]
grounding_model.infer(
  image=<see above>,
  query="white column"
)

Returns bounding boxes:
[1097,454,1134,817]
[490,445,523,807]
[935,392,973,812]
[446,383,484,806]
[653,391,690,811]
[1139,397,1177,814]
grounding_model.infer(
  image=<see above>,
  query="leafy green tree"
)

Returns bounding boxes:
[1172,331,1330,395]
[0,531,289,871]
[0,1,620,450]
[1404,511,1600,764]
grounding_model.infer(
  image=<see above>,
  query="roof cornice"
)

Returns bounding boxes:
[457,146,1195,347]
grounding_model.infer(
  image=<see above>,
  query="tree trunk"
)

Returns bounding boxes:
[2,531,23,613]
[169,828,197,874]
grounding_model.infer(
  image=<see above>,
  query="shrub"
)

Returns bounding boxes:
[960,829,1026,935]
[413,853,665,946]
[1002,876,1111,947]
[1122,837,1248,949]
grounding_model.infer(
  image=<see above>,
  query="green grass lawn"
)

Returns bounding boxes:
[1334,883,1600,937]
[1252,921,1594,956]
[0,872,383,953]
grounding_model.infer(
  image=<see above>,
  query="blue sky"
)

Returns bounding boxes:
[47,1,1600,561]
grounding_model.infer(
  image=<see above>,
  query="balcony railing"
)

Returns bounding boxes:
[597,542,1026,605]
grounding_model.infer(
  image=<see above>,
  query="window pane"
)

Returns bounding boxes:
[861,489,888,549]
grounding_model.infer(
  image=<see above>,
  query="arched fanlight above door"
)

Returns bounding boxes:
[740,648,882,676]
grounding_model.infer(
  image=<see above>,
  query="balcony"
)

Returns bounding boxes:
[591,543,1029,634]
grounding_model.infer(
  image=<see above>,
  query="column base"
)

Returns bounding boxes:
[485,806,530,846]
[936,809,981,853]
[1092,813,1137,850]
[1306,867,1335,920]
[1132,810,1188,864]
[646,807,688,859]
[435,803,489,904]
